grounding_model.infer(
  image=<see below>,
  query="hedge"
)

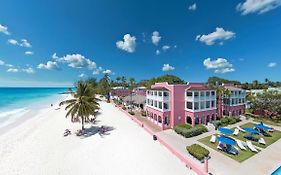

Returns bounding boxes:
[122,106,127,110]
[186,144,209,161]
[141,111,147,117]
[174,124,208,138]
[128,111,135,115]
[214,117,241,128]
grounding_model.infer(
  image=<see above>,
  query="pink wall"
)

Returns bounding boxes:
[221,104,245,116]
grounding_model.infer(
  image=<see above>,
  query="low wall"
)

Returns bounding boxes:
[115,104,208,175]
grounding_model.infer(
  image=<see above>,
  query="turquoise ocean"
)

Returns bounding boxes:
[0,87,71,128]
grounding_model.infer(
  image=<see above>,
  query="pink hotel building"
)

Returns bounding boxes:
[145,82,246,130]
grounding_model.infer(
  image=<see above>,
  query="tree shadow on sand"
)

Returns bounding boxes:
[76,125,115,139]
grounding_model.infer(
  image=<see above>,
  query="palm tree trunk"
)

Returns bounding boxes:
[82,117,85,130]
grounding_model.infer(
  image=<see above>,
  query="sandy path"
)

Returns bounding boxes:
[0,100,195,175]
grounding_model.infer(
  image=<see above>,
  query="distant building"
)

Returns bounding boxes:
[218,84,246,117]
[132,86,146,96]
[110,86,131,99]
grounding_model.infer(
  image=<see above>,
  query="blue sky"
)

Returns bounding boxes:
[0,0,281,87]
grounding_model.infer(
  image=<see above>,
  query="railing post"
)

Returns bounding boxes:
[204,157,208,173]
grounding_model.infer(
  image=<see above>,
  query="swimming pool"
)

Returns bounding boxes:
[272,166,281,175]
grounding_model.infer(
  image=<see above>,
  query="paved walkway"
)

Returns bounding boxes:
[156,118,281,175]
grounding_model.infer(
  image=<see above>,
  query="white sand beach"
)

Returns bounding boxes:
[0,96,194,175]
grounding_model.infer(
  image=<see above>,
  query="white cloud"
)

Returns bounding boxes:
[79,73,86,78]
[156,49,160,55]
[22,67,35,74]
[20,39,32,48]
[7,68,19,73]
[25,51,34,55]
[54,54,96,69]
[188,3,197,11]
[196,27,235,45]
[8,39,32,48]
[162,45,171,51]
[203,58,235,74]
[102,69,112,74]
[0,24,10,35]
[37,61,60,70]
[8,39,18,45]
[162,64,175,71]
[0,60,5,66]
[152,31,161,45]
[52,53,59,59]
[237,0,281,15]
[116,34,136,53]
[268,62,277,67]
[215,67,235,74]
[93,67,103,75]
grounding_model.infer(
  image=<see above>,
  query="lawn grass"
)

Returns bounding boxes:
[198,122,281,162]
[231,122,281,149]
[198,135,256,162]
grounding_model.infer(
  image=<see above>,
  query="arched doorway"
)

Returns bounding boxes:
[158,116,162,123]
[195,116,199,125]
[186,116,192,125]
[211,114,215,121]
[206,115,210,123]
[201,115,205,125]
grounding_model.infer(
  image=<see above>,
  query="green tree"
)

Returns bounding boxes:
[97,73,111,101]
[145,74,186,88]
[59,82,100,130]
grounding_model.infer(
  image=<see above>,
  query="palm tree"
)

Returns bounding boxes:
[116,76,121,86]
[128,77,136,111]
[59,82,100,131]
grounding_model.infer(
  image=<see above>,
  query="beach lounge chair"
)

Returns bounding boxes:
[244,135,259,142]
[258,138,266,145]
[217,142,224,150]
[237,126,246,132]
[210,135,216,143]
[246,141,258,153]
[233,128,239,136]
[237,140,247,150]
[226,145,238,155]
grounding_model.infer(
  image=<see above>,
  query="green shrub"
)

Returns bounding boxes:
[141,111,147,117]
[174,124,208,138]
[128,111,135,115]
[177,124,192,129]
[186,144,209,161]
[122,106,127,110]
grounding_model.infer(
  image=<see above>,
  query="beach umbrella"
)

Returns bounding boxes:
[218,127,234,135]
[243,128,259,134]
[254,124,271,131]
[218,135,237,145]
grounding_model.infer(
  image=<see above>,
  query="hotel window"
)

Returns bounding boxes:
[200,91,205,97]
[194,92,199,97]
[211,101,215,108]
[206,101,210,108]
[239,91,241,95]
[200,101,205,109]
[158,102,162,109]
[164,103,169,110]
[206,91,210,96]
[194,102,199,110]
[153,100,157,107]
[211,91,215,96]
[239,98,241,103]
[153,91,157,96]
[242,98,245,103]
[158,91,162,96]
[163,91,169,97]
[186,91,193,97]
[186,102,193,110]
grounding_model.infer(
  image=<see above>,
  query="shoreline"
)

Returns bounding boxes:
[0,94,69,136]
